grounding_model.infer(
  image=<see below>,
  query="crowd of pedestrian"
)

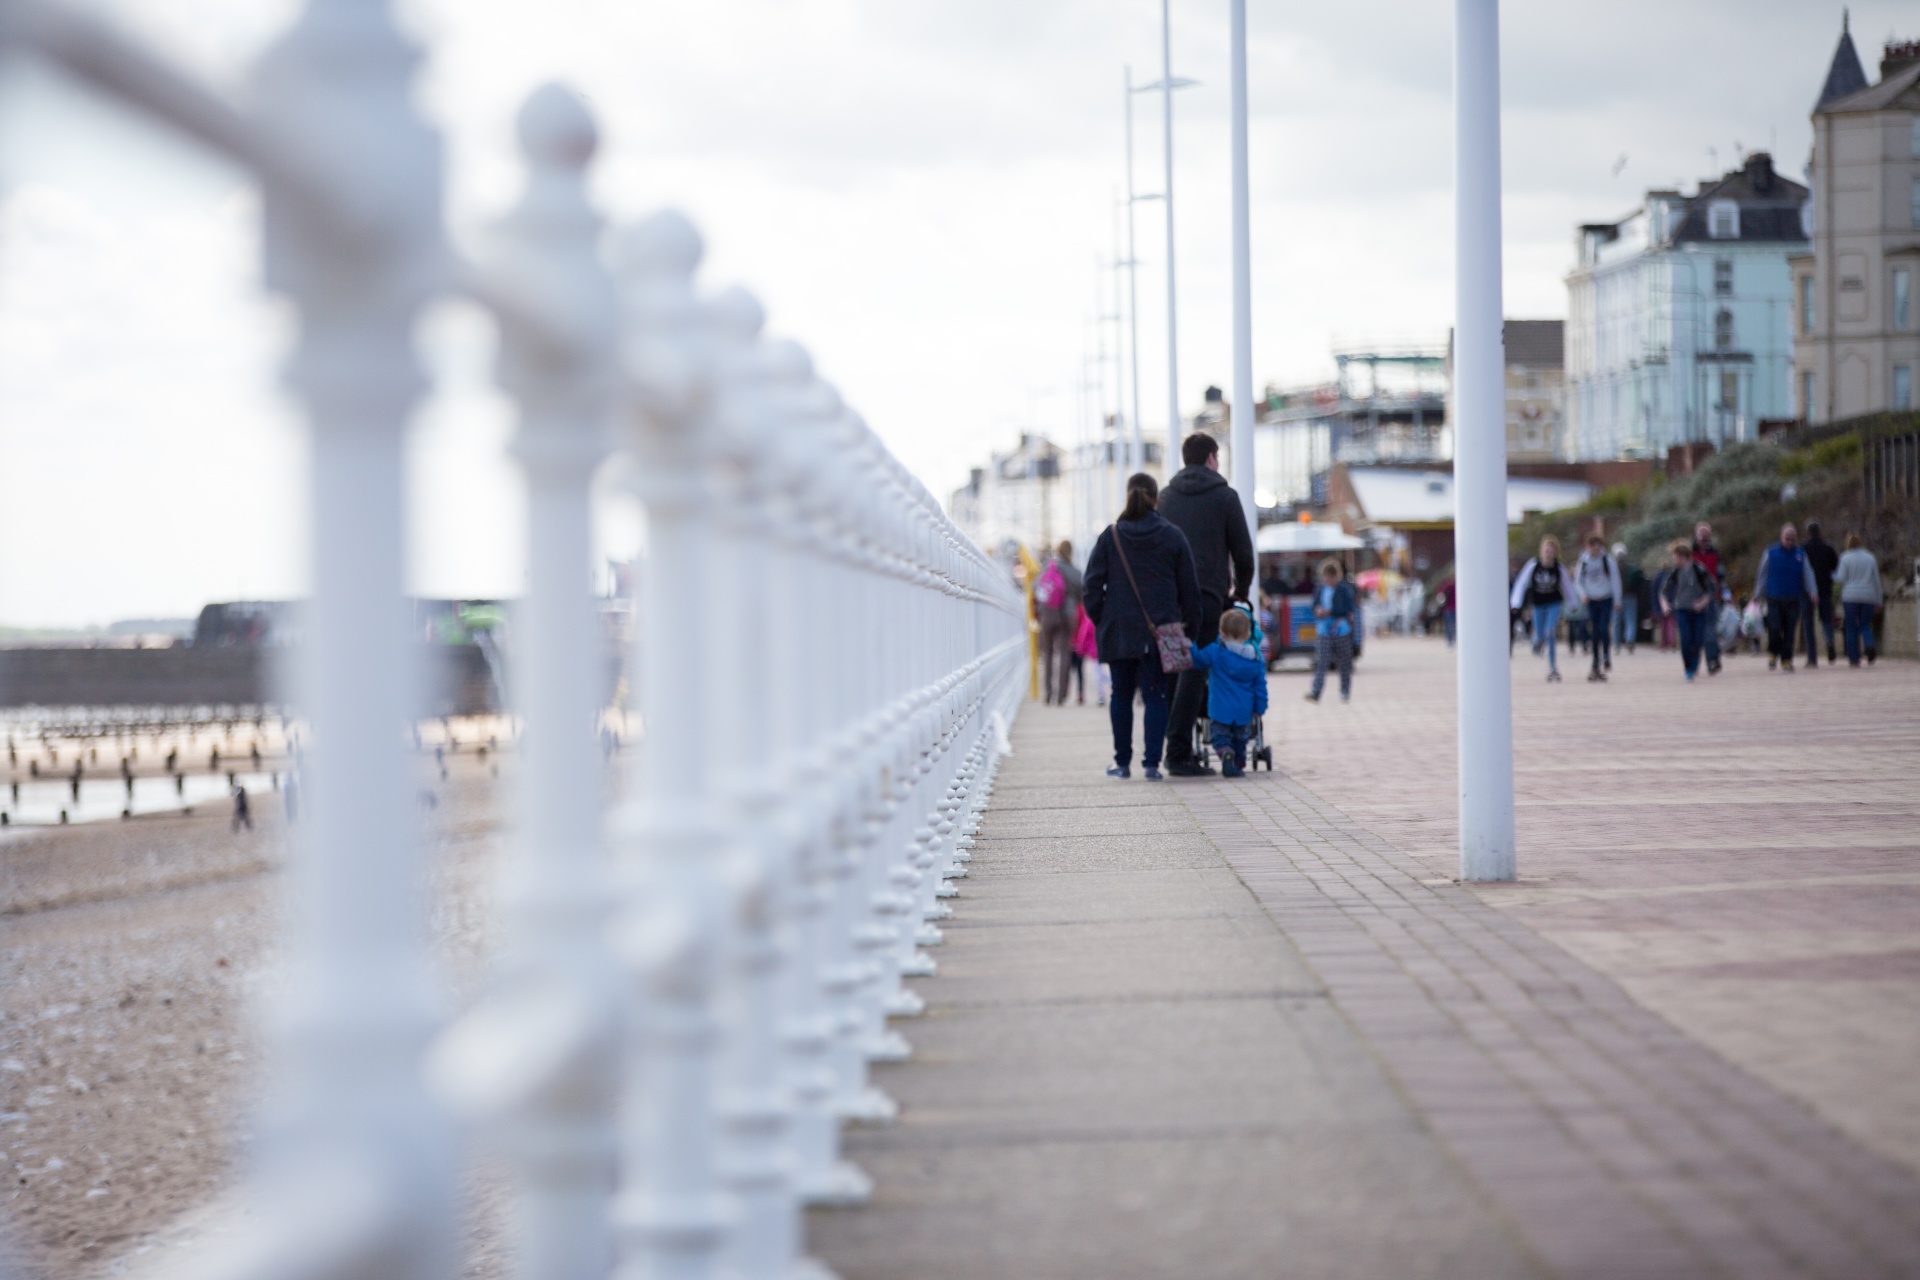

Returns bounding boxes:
[1053,431,1895,782]
[1509,516,1888,684]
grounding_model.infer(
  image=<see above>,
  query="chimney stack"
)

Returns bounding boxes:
[1883,38,1920,81]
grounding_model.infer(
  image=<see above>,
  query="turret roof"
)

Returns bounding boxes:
[1815,16,1870,109]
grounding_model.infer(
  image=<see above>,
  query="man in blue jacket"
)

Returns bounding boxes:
[1753,523,1819,672]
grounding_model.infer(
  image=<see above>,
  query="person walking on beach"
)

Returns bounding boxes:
[1304,559,1358,703]
[1658,540,1718,681]
[1190,606,1268,777]
[1157,432,1255,777]
[1800,520,1840,667]
[1753,523,1819,672]
[1510,536,1576,682]
[1083,473,1203,781]
[1573,534,1622,682]
[1833,533,1885,666]
[1692,523,1728,674]
[1034,541,1083,705]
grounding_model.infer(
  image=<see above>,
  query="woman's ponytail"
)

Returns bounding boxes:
[1120,472,1158,523]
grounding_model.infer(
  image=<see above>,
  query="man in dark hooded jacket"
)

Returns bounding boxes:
[1156,432,1256,775]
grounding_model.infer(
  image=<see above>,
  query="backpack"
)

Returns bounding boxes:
[1034,560,1067,610]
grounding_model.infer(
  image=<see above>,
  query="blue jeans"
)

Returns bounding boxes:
[1615,596,1638,649]
[1444,611,1456,646]
[1675,608,1709,675]
[1108,656,1169,769]
[1586,598,1614,673]
[1209,720,1251,769]
[1843,602,1877,663]
[1802,593,1836,662]
[1532,602,1563,671]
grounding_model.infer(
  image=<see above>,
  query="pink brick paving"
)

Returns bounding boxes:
[1174,637,1920,1278]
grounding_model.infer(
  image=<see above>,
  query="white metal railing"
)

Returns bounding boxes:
[2,4,1026,1277]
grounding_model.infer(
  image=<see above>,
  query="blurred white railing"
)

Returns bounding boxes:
[1,3,1025,1277]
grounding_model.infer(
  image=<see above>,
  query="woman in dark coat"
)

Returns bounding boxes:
[1082,473,1203,779]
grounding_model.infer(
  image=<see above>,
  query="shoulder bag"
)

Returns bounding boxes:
[1108,524,1194,674]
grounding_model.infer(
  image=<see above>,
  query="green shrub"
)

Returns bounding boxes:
[1574,482,1643,514]
[1700,473,1787,518]
[1780,432,1862,476]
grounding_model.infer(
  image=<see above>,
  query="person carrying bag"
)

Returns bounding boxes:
[1082,472,1203,780]
[1111,526,1194,674]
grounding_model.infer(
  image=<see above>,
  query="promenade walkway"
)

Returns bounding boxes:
[810,639,1920,1280]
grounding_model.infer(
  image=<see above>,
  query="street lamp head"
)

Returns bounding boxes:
[1133,77,1199,93]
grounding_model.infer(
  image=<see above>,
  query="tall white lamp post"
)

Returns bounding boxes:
[1158,0,1181,467]
[1122,70,1148,476]
[1453,0,1516,882]
[1125,60,1196,477]
[1228,0,1257,539]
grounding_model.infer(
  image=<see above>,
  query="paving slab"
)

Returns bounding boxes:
[809,703,1543,1280]
[813,641,1920,1278]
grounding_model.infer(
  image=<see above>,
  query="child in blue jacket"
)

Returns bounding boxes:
[1190,606,1269,778]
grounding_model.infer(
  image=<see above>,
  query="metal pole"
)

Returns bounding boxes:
[1228,0,1257,539]
[1124,69,1146,475]
[1161,0,1181,468]
[1453,0,1515,882]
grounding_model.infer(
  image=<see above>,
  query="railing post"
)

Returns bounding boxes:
[208,1,455,1274]
[610,210,733,1280]
[427,82,623,1280]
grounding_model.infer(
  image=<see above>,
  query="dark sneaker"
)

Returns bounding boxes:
[1782,659,1795,672]
[1221,761,1244,778]
[1303,691,1321,703]
[1166,759,1215,777]
[1142,766,1164,781]
[1105,765,1130,780]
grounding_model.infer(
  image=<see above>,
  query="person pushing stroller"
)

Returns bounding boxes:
[1189,606,1269,778]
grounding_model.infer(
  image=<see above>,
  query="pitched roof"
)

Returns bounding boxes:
[1816,19,1870,108]
[1817,58,1920,114]
[1667,154,1810,245]
[1504,320,1563,370]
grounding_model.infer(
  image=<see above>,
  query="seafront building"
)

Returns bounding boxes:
[1254,342,1449,510]
[1565,154,1809,459]
[1793,24,1920,421]
[948,431,1166,564]
[1500,320,1567,463]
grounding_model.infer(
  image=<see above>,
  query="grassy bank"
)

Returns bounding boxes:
[1511,433,1918,596]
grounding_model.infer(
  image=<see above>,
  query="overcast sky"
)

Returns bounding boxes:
[0,0,1895,626]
